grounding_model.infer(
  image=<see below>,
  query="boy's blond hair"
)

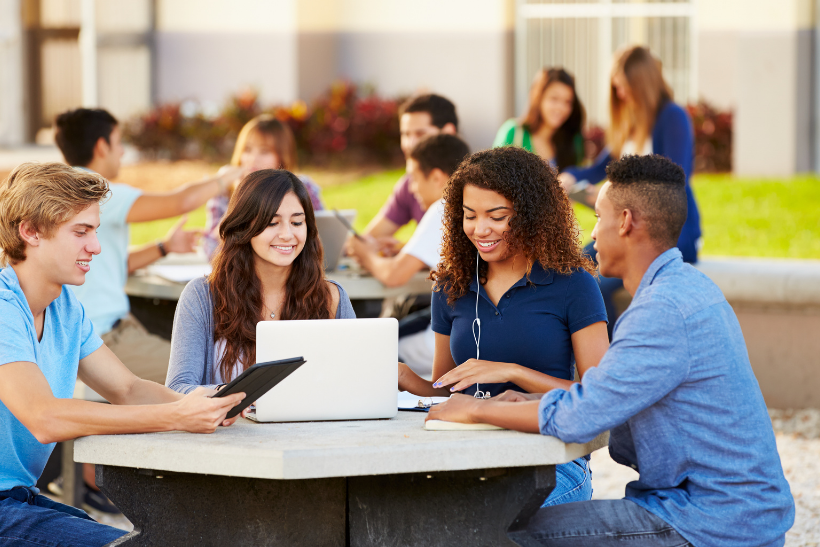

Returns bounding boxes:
[0,162,109,266]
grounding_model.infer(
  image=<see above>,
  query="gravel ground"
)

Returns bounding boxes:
[591,409,820,546]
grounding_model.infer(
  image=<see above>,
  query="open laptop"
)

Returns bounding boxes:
[250,318,398,422]
[315,209,356,271]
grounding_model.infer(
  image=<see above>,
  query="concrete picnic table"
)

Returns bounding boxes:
[75,412,607,546]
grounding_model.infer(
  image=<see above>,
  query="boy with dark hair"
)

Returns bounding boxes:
[359,94,459,252]
[0,163,244,547]
[54,108,242,387]
[349,134,469,377]
[429,154,794,546]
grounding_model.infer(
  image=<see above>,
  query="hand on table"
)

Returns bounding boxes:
[173,387,246,433]
[163,215,205,254]
[432,359,520,393]
[371,236,403,257]
[425,393,483,424]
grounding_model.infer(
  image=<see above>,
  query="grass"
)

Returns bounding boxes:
[130,166,820,260]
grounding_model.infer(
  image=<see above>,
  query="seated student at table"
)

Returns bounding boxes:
[428,154,794,546]
[357,94,459,256]
[202,115,325,260]
[54,108,243,385]
[0,163,246,547]
[347,134,470,378]
[398,146,609,507]
[166,170,355,392]
[493,67,585,172]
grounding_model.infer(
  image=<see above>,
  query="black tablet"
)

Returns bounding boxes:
[212,356,305,419]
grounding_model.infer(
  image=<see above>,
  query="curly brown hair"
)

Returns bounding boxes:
[209,169,332,381]
[431,147,595,306]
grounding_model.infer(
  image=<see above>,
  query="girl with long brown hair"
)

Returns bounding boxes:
[493,67,585,172]
[558,45,702,338]
[202,115,325,259]
[166,170,355,391]
[398,146,609,507]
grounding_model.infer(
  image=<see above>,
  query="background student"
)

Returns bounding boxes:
[427,154,793,546]
[54,108,243,385]
[493,67,585,172]
[357,94,459,256]
[398,147,609,507]
[0,163,245,547]
[347,134,470,378]
[557,46,702,336]
[166,170,355,393]
[202,115,325,259]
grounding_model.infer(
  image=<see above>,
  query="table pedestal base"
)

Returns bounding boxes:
[348,465,554,547]
[98,464,554,547]
[98,466,346,547]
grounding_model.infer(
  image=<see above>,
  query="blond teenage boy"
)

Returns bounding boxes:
[0,163,244,546]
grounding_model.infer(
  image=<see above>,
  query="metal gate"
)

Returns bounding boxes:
[515,0,697,128]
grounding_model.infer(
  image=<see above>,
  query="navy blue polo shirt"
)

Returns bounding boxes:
[431,262,607,397]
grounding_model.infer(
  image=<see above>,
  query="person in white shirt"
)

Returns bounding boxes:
[347,134,470,377]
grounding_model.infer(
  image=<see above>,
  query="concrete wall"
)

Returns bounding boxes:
[0,0,25,146]
[697,0,816,176]
[149,0,514,151]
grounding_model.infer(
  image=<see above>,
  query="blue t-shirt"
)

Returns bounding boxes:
[71,181,142,336]
[0,266,103,491]
[431,262,607,397]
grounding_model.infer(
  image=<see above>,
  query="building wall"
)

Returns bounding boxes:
[150,0,514,151]
[154,0,299,106]
[697,0,816,176]
[0,0,25,146]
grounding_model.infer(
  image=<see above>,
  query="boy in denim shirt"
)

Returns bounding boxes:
[429,154,794,545]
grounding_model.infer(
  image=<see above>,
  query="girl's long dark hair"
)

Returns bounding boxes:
[209,169,331,380]
[522,67,585,172]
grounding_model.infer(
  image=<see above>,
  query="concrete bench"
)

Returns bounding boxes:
[614,257,820,408]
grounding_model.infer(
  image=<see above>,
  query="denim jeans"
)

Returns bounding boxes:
[542,458,592,507]
[526,499,693,546]
[0,487,126,547]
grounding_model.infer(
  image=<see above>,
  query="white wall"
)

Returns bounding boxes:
[0,0,25,146]
[697,0,815,176]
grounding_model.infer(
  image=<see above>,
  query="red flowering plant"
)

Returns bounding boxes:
[687,101,732,172]
[123,83,404,167]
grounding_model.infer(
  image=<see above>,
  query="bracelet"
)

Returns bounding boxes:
[157,241,168,257]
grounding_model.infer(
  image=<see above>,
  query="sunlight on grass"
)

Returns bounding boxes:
[130,168,820,260]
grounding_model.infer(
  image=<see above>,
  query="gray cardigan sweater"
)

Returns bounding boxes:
[166,276,356,394]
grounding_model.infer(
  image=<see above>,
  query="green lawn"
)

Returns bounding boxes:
[131,170,820,260]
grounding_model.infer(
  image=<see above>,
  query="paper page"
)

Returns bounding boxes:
[423,420,504,431]
[398,391,449,410]
[149,264,213,283]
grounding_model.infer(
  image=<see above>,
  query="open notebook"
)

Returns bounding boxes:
[424,420,504,431]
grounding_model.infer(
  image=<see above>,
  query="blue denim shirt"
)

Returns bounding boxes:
[538,249,794,546]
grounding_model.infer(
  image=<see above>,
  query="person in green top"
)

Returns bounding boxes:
[493,67,585,172]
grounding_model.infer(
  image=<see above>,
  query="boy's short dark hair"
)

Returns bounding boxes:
[54,108,118,167]
[399,94,459,130]
[605,154,687,249]
[408,134,470,177]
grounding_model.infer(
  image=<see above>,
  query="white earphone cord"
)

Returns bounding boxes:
[472,251,488,399]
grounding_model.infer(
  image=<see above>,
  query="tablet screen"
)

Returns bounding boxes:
[212,356,305,419]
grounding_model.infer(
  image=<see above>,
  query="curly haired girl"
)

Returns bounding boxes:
[398,146,609,507]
